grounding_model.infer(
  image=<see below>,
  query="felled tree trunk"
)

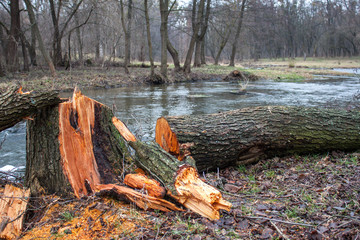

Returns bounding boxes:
[25,90,182,212]
[156,106,360,172]
[114,120,232,220]
[0,86,61,132]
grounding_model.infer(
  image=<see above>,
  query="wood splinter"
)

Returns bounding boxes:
[113,117,232,220]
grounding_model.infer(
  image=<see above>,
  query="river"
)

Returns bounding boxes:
[1,74,359,173]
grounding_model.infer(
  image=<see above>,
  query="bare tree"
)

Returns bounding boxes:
[24,0,56,77]
[229,0,246,67]
[6,0,20,72]
[144,0,154,76]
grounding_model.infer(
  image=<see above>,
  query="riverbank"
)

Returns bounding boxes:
[0,57,357,92]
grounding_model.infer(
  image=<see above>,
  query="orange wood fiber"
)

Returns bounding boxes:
[96,184,182,212]
[124,173,166,198]
[112,117,136,142]
[155,117,182,160]
[58,90,101,198]
[0,185,30,240]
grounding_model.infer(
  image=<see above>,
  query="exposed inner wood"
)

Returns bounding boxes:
[116,118,232,220]
[58,90,101,198]
[112,117,136,142]
[174,165,232,220]
[0,185,30,240]
[124,173,166,198]
[155,117,181,160]
[96,184,182,212]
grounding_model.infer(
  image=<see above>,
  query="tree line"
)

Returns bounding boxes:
[0,0,359,78]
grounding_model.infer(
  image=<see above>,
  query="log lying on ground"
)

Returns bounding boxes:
[0,185,30,240]
[156,106,360,172]
[0,86,61,132]
[26,89,179,212]
[114,121,232,220]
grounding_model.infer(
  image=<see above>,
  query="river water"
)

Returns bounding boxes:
[1,74,359,173]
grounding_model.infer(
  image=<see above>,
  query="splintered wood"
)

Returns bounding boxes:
[116,118,232,220]
[0,185,30,240]
[174,166,231,220]
[58,89,101,198]
[96,184,182,212]
[124,174,166,198]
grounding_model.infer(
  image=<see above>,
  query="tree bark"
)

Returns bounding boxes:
[24,0,56,77]
[144,0,155,77]
[156,106,360,172]
[193,0,211,67]
[6,0,20,72]
[229,0,246,67]
[0,86,61,132]
[183,0,205,74]
[159,0,169,78]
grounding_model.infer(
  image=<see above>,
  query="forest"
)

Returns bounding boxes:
[0,0,359,78]
[0,1,360,239]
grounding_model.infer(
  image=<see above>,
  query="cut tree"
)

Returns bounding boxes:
[156,106,360,172]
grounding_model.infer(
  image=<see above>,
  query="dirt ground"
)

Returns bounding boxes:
[19,151,359,239]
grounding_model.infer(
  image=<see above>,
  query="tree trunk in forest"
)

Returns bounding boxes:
[0,60,5,77]
[167,40,181,72]
[49,0,62,66]
[0,86,61,132]
[20,34,29,72]
[229,0,246,67]
[24,0,56,77]
[156,106,360,172]
[183,0,205,74]
[193,0,211,68]
[29,21,37,66]
[144,0,155,77]
[6,0,20,72]
[159,0,169,78]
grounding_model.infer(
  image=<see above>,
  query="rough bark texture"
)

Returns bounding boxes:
[0,185,30,240]
[156,106,360,172]
[26,91,130,197]
[0,86,61,132]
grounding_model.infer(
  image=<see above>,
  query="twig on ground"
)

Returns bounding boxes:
[270,220,290,240]
[237,215,314,227]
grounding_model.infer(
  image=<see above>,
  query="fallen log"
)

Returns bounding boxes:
[114,121,232,220]
[25,89,179,212]
[0,185,30,240]
[156,106,360,172]
[0,86,61,132]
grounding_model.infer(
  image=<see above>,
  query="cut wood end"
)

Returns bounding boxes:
[112,117,136,142]
[124,173,166,198]
[155,117,180,157]
[174,165,232,220]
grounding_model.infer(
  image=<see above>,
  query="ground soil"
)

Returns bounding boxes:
[18,151,359,239]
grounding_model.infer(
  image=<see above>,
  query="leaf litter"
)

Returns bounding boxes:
[19,151,359,239]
